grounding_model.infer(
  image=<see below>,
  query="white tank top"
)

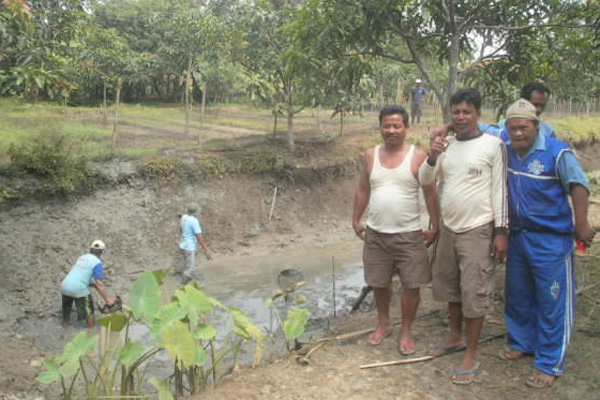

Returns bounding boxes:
[366,145,421,233]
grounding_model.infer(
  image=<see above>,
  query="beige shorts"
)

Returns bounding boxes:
[363,227,431,289]
[431,222,496,318]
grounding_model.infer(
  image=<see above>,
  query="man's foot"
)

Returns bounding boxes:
[398,330,416,355]
[451,360,480,385]
[526,372,556,389]
[499,347,525,360]
[367,326,393,346]
[430,339,466,357]
[398,341,416,356]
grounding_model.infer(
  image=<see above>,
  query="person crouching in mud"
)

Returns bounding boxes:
[61,240,116,328]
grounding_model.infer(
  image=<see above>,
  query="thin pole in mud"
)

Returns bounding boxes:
[331,256,337,317]
[268,187,278,222]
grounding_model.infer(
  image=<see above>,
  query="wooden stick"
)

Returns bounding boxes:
[268,187,278,222]
[577,280,600,295]
[331,256,337,318]
[350,285,373,313]
[298,309,442,345]
[359,333,505,370]
[360,355,434,369]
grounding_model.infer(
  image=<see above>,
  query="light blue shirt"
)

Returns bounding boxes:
[179,214,202,252]
[480,119,556,139]
[61,253,104,298]
[513,133,588,194]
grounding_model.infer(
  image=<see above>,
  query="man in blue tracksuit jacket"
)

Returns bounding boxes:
[501,99,595,389]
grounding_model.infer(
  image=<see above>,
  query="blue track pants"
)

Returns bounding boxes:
[505,231,576,376]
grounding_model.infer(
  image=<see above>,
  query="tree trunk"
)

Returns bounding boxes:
[102,78,108,127]
[285,84,295,150]
[185,55,193,135]
[199,78,207,146]
[339,111,344,137]
[287,105,294,150]
[444,34,461,123]
[112,77,122,149]
[272,110,278,139]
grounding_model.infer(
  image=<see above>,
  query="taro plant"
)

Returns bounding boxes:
[37,269,264,398]
[266,280,310,351]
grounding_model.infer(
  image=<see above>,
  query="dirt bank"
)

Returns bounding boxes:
[0,158,361,399]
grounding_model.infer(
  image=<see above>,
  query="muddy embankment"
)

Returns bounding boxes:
[0,159,361,335]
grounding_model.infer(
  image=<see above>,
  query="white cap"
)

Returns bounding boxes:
[415,79,422,84]
[90,240,106,250]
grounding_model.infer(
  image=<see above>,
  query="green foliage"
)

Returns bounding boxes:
[284,307,310,341]
[37,269,266,398]
[142,158,186,179]
[8,134,91,194]
[549,115,600,144]
[266,281,310,351]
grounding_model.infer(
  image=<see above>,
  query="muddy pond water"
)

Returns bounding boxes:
[23,236,369,386]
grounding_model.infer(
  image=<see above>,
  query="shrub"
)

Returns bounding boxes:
[8,134,90,193]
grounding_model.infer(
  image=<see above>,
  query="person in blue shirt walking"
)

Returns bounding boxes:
[500,99,595,389]
[179,203,212,283]
[410,79,427,125]
[480,82,556,140]
[61,240,116,327]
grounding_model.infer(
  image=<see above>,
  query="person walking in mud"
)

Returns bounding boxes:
[352,105,440,355]
[499,99,595,389]
[179,203,212,283]
[61,240,116,328]
[419,88,508,385]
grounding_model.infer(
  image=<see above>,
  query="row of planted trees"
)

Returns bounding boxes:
[37,269,310,399]
[2,0,599,149]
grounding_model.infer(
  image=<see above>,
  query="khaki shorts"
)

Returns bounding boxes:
[363,227,431,289]
[431,222,496,318]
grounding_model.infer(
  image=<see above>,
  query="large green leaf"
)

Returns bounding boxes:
[195,324,217,341]
[98,313,128,332]
[283,307,309,341]
[149,377,174,400]
[163,320,196,369]
[150,302,188,338]
[36,357,61,384]
[130,272,162,322]
[229,308,264,342]
[151,268,170,286]
[174,285,213,327]
[119,342,147,368]
[58,331,99,377]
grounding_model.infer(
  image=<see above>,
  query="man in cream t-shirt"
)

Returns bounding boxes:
[419,88,508,385]
[352,105,440,355]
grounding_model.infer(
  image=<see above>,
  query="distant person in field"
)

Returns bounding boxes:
[61,240,116,327]
[352,105,440,354]
[500,99,595,389]
[410,79,427,125]
[179,203,212,283]
[419,88,508,385]
[480,82,556,139]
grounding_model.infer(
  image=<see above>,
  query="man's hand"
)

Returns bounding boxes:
[575,222,595,247]
[491,233,508,264]
[205,251,213,261]
[429,123,452,144]
[353,221,366,241]
[106,298,116,307]
[427,136,450,165]
[422,228,439,248]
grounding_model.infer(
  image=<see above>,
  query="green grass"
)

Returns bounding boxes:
[547,115,600,143]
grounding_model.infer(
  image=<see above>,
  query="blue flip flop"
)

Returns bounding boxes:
[452,361,481,385]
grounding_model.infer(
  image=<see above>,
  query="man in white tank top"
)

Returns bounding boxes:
[352,105,440,354]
